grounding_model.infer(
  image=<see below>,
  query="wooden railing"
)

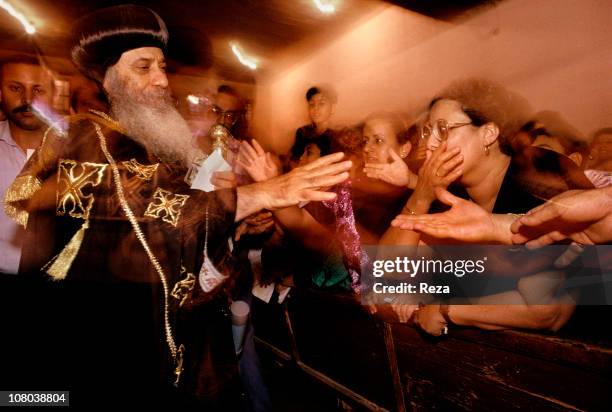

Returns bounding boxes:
[252,287,612,411]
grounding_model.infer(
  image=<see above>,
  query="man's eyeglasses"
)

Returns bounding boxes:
[421,119,472,142]
[212,106,241,122]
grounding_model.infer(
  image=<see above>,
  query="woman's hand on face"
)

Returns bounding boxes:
[364,148,417,188]
[414,143,463,203]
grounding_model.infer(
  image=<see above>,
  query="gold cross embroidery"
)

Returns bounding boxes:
[56,159,108,219]
[171,272,196,307]
[144,188,190,227]
[122,158,159,181]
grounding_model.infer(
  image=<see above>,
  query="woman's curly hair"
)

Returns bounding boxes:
[431,78,532,156]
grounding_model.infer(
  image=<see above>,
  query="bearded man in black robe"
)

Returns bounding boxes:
[3,5,350,409]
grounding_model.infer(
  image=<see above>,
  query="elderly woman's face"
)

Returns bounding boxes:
[362,118,401,164]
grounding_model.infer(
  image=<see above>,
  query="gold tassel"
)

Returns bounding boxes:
[45,220,89,280]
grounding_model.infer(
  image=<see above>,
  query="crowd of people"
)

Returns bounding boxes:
[0,3,610,411]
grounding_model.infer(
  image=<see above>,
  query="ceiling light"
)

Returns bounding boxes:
[0,0,36,34]
[313,0,336,14]
[230,42,257,70]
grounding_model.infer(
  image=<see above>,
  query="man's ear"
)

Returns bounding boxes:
[481,122,500,148]
[568,152,583,167]
[102,65,115,93]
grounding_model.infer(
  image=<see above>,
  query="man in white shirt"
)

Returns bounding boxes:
[0,54,52,274]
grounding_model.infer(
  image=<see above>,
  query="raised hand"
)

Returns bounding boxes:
[413,143,463,204]
[364,148,417,188]
[237,139,280,182]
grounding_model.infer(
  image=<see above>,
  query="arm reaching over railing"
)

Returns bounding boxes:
[511,187,612,246]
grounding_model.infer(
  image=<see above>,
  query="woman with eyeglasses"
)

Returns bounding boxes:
[381,78,584,336]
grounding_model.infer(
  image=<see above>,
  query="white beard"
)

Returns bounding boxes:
[105,68,202,167]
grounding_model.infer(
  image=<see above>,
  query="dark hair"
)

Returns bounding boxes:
[520,119,589,157]
[405,123,420,146]
[333,125,363,152]
[218,84,238,96]
[0,54,41,81]
[430,78,531,156]
[305,84,338,104]
[306,87,320,101]
[292,135,332,160]
[216,84,249,139]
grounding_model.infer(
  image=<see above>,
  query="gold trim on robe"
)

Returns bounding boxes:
[4,175,43,227]
[122,158,159,181]
[171,271,196,307]
[45,159,108,280]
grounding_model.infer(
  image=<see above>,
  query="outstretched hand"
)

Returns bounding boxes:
[235,152,351,221]
[511,188,612,247]
[392,188,512,244]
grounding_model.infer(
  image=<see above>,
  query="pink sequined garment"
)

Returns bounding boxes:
[322,182,364,293]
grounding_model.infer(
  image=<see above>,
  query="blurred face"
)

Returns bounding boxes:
[0,63,51,131]
[298,143,321,166]
[532,134,565,155]
[362,118,401,164]
[214,91,242,129]
[531,134,582,166]
[103,47,169,107]
[308,93,333,126]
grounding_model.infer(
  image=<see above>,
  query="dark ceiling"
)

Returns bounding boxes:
[0,0,496,82]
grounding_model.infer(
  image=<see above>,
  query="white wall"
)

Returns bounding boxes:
[252,0,612,154]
